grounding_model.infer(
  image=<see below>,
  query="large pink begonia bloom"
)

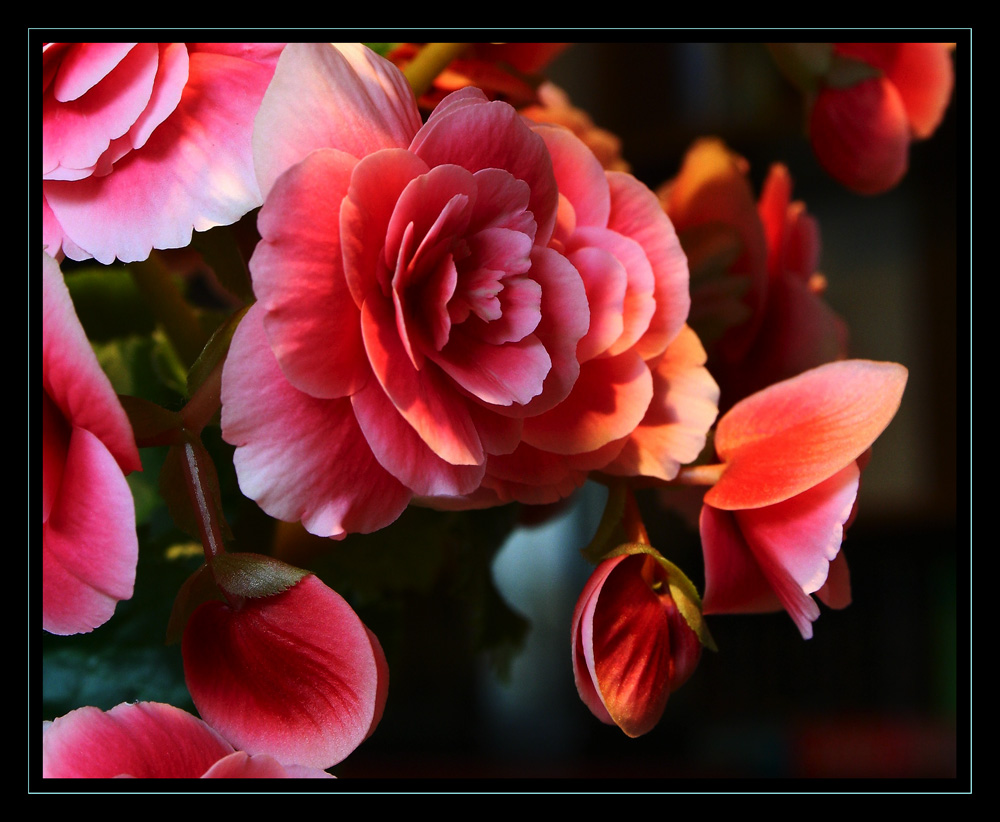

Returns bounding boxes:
[572,552,703,738]
[42,702,333,778]
[661,138,848,413]
[699,360,907,638]
[182,573,388,770]
[809,43,954,195]
[222,43,713,532]
[42,252,141,635]
[42,42,284,264]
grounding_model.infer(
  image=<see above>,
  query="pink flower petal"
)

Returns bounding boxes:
[522,350,653,456]
[47,44,283,263]
[182,574,387,770]
[201,751,335,778]
[221,305,411,538]
[43,702,235,778]
[603,325,720,482]
[253,43,421,199]
[251,148,370,400]
[706,360,907,510]
[410,87,559,246]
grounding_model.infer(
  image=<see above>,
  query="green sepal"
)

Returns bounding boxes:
[187,305,251,398]
[580,483,629,564]
[824,54,882,90]
[767,43,834,93]
[602,543,718,653]
[210,552,311,600]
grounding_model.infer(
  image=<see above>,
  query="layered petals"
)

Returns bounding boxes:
[700,360,907,637]
[572,552,704,737]
[42,253,140,634]
[43,43,285,264]
[182,573,388,770]
[42,702,334,778]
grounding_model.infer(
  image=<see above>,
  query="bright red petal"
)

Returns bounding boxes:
[183,575,386,770]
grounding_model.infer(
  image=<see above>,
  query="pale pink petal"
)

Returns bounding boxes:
[706,360,907,510]
[123,43,189,151]
[201,751,335,778]
[47,44,282,263]
[221,305,411,538]
[603,325,720,481]
[568,244,627,363]
[182,574,386,770]
[42,702,234,778]
[42,43,158,178]
[522,350,653,456]
[43,426,138,635]
[350,379,486,498]
[251,148,369,399]
[253,43,421,199]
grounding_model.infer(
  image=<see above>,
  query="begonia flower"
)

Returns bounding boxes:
[42,252,141,635]
[807,43,955,195]
[572,547,710,737]
[42,42,284,264]
[182,571,388,770]
[699,359,907,638]
[222,43,710,533]
[661,138,847,412]
[42,701,333,778]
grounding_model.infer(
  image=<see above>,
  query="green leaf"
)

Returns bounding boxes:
[210,553,311,600]
[63,264,156,342]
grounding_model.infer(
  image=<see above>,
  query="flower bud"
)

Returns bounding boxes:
[571,547,712,737]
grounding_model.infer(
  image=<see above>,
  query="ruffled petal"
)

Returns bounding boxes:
[42,702,234,778]
[221,305,411,538]
[253,43,421,199]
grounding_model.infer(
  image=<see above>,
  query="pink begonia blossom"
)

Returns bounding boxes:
[660,138,847,412]
[42,252,141,635]
[572,551,704,737]
[222,43,715,533]
[699,360,907,638]
[42,702,333,778]
[42,42,284,264]
[809,43,954,195]
[182,573,388,770]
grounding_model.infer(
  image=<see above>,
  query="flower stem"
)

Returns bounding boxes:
[403,42,470,99]
[179,439,227,564]
[672,463,726,486]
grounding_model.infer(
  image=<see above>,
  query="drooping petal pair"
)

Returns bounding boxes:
[43,42,284,264]
[42,702,333,778]
[42,253,141,635]
[700,359,908,638]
